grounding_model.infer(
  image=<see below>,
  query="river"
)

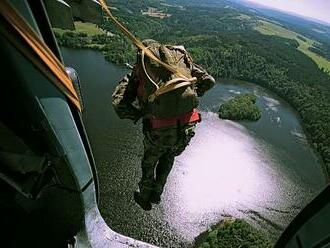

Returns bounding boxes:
[61,48,326,247]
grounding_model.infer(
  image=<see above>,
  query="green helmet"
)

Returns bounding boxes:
[142,39,159,47]
[139,39,162,66]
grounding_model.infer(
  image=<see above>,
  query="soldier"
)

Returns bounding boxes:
[112,39,215,210]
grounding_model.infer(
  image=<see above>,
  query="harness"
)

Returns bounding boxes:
[148,109,201,129]
[137,48,200,129]
[140,46,197,103]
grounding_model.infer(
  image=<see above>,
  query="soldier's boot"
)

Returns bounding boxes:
[134,189,152,211]
[135,171,154,210]
[151,154,175,204]
[150,187,162,204]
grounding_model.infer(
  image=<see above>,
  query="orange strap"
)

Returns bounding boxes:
[149,109,200,129]
[0,1,81,111]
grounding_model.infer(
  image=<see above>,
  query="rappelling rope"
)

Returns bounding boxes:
[98,0,197,101]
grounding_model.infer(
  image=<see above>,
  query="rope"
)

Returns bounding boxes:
[141,46,160,90]
[148,78,197,102]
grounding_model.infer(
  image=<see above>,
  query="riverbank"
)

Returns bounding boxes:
[218,78,329,183]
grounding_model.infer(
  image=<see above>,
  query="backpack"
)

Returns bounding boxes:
[137,44,199,119]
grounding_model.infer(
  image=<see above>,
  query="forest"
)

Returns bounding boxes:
[55,0,330,179]
[218,94,261,121]
[309,43,330,61]
[195,218,272,248]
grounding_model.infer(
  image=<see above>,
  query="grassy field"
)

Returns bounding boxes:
[234,13,251,20]
[73,21,105,36]
[53,21,106,49]
[254,20,330,73]
[53,21,105,36]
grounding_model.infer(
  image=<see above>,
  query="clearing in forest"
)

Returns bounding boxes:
[53,21,105,36]
[73,21,105,36]
[142,7,172,19]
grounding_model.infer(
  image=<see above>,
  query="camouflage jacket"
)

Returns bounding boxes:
[112,47,215,121]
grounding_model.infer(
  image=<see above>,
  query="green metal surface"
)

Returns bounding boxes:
[43,0,75,30]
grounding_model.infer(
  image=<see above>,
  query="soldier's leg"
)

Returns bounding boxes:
[135,128,165,210]
[138,147,161,195]
[173,123,196,156]
[151,124,196,204]
[152,153,175,203]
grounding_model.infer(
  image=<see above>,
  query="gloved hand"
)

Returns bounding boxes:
[125,107,143,124]
[132,111,143,124]
[115,105,142,123]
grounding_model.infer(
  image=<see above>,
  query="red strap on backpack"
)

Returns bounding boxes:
[149,109,200,129]
[179,108,200,124]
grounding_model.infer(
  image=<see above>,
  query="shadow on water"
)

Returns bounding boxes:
[61,48,325,247]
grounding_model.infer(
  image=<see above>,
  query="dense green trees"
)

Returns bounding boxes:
[195,218,272,248]
[55,31,136,64]
[309,43,330,61]
[55,0,330,178]
[218,94,261,121]
[55,32,89,48]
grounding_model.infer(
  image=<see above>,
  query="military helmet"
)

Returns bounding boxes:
[138,39,162,63]
[142,39,160,47]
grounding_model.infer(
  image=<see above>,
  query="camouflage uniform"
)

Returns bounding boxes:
[112,41,215,210]
[140,122,196,202]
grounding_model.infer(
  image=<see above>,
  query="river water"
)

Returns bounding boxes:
[62,48,326,247]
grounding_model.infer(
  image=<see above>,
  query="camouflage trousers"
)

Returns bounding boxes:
[138,121,196,200]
